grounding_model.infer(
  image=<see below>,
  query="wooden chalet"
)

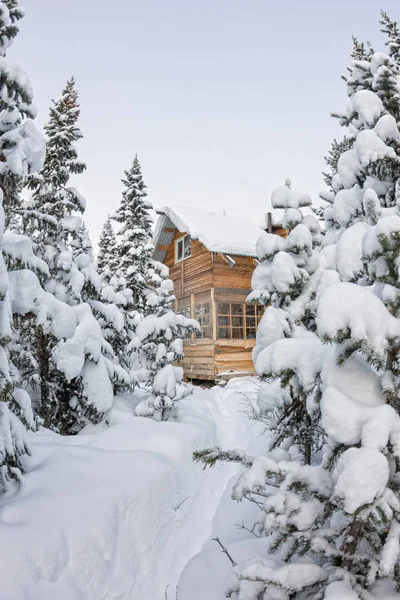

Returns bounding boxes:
[153,205,286,381]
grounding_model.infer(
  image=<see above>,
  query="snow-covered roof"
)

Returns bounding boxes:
[153,205,265,261]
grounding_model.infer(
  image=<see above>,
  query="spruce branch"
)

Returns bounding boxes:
[193,446,254,468]
[235,520,261,538]
[213,536,237,566]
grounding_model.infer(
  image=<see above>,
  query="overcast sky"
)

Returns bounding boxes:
[12,0,400,245]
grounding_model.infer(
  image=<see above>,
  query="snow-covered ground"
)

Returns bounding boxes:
[0,378,267,600]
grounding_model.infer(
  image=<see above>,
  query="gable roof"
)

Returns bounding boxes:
[153,205,265,262]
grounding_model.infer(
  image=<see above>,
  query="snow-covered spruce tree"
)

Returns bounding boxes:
[317,136,355,220]
[194,53,400,594]
[22,79,117,433]
[322,137,354,191]
[132,260,199,420]
[212,45,400,599]
[0,3,44,229]
[320,36,375,236]
[97,215,119,284]
[248,45,400,600]
[112,155,198,418]
[72,220,132,396]
[245,179,325,464]
[350,36,374,62]
[194,183,338,599]
[96,216,135,392]
[0,0,47,489]
[381,11,400,65]
[20,78,86,430]
[45,215,122,431]
[100,268,135,392]
[192,36,400,600]
[324,47,400,246]
[299,44,400,597]
[112,155,154,311]
[24,77,87,301]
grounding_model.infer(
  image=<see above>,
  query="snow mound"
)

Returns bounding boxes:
[0,381,265,600]
[178,538,270,600]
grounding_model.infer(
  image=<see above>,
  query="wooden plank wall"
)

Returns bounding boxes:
[161,229,256,296]
[163,230,213,297]
[212,253,254,290]
[214,289,252,303]
[214,339,256,377]
[213,284,256,377]
[273,226,288,238]
[181,339,216,380]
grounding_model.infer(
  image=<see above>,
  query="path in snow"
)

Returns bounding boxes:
[177,380,270,600]
[0,379,265,600]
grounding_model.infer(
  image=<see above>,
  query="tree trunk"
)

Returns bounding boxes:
[36,326,52,427]
[342,518,364,570]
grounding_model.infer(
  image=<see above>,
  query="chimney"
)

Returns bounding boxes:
[266,212,273,233]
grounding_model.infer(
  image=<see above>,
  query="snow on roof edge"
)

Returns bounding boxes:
[154,205,264,257]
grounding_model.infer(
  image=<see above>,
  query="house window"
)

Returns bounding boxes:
[217,302,264,340]
[245,304,264,339]
[195,302,211,339]
[217,302,243,340]
[178,300,191,339]
[176,234,191,263]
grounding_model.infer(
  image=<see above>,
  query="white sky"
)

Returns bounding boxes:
[12,0,400,245]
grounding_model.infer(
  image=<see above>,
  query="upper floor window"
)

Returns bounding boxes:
[176,234,191,263]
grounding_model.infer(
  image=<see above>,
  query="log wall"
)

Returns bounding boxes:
[163,230,213,297]
[212,253,255,290]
